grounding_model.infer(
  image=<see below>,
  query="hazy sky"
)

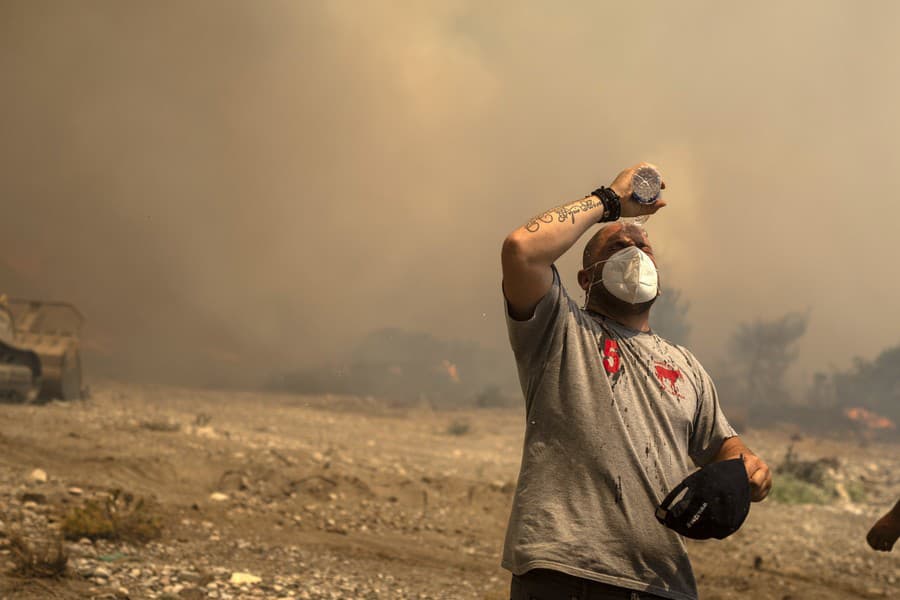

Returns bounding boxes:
[2,1,899,388]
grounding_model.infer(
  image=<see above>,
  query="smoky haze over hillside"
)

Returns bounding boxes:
[2,1,899,390]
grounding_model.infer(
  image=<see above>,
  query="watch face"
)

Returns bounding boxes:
[632,166,661,204]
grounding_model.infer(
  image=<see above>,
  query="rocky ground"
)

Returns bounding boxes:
[0,382,898,599]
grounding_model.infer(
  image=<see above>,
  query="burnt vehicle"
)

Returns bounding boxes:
[0,296,83,402]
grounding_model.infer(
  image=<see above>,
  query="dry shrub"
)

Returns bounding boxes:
[139,419,181,432]
[62,489,162,543]
[8,532,68,578]
[445,418,471,436]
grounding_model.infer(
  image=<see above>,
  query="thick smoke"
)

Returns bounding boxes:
[1,1,899,388]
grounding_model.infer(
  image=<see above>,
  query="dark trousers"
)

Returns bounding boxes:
[510,569,668,600]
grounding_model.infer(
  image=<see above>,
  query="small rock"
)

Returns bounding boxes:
[27,468,48,484]
[229,572,261,585]
[68,487,84,496]
[209,492,229,502]
[95,566,112,578]
[195,426,218,439]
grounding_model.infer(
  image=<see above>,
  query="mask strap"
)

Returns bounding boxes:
[582,259,606,310]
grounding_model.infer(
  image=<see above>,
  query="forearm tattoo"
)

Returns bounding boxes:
[524,195,602,233]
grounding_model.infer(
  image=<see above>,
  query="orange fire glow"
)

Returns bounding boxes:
[440,359,460,383]
[844,407,896,430]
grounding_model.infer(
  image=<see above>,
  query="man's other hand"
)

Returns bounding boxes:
[866,504,900,552]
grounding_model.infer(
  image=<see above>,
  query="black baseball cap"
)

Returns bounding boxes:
[655,457,751,540]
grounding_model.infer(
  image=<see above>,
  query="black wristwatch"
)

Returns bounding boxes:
[591,186,621,222]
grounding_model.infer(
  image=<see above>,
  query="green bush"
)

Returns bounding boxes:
[844,480,866,503]
[768,473,832,505]
[62,490,162,543]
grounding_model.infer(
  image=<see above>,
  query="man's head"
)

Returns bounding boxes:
[578,222,659,316]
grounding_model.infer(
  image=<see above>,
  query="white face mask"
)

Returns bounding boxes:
[584,245,659,306]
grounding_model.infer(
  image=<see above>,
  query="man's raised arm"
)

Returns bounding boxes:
[500,162,666,320]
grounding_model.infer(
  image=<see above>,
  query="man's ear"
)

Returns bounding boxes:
[577,269,589,291]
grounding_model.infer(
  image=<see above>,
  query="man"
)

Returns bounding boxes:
[500,163,772,600]
[867,499,900,552]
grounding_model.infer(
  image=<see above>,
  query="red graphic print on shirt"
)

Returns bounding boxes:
[601,338,621,374]
[654,363,684,399]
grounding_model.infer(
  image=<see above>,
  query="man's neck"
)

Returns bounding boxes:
[587,303,651,332]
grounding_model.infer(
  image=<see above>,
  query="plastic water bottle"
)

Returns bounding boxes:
[622,165,661,225]
[631,165,662,205]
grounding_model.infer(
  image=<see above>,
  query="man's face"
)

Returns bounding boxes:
[578,223,658,313]
[590,223,656,267]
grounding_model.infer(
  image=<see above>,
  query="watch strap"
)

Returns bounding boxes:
[591,187,621,222]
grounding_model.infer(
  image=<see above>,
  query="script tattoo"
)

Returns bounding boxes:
[524,196,601,232]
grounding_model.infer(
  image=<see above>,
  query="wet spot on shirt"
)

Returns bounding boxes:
[527,441,548,461]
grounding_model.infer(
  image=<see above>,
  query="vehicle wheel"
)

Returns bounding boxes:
[59,349,82,400]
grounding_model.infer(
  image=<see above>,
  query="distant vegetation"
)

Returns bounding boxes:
[710,309,898,438]
[650,286,691,346]
[655,295,898,438]
[712,311,811,427]
[826,344,900,427]
[272,293,899,438]
[270,328,519,409]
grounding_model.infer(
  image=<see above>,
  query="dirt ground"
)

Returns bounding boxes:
[0,382,897,600]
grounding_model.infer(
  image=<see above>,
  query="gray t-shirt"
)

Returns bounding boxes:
[502,266,736,600]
